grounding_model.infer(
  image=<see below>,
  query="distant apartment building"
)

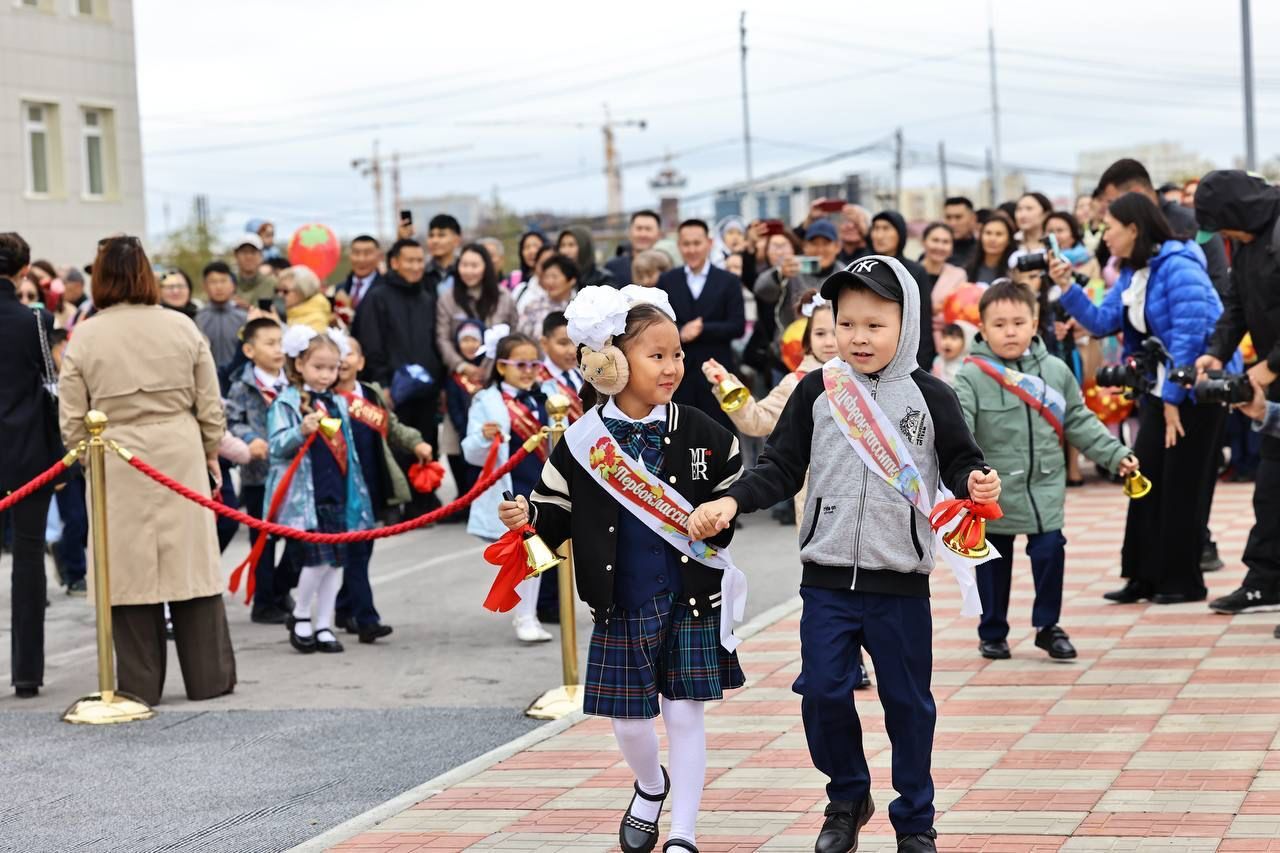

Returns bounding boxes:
[1,0,146,265]
[1076,142,1214,196]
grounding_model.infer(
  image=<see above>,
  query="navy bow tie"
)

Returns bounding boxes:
[604,418,665,475]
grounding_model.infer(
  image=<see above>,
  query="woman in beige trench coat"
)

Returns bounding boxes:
[59,236,236,706]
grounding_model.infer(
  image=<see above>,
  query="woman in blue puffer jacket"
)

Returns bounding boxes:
[1053,191,1227,605]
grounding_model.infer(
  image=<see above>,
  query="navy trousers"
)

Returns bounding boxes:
[795,587,935,835]
[216,458,240,552]
[977,531,1067,642]
[336,541,380,627]
[54,475,87,584]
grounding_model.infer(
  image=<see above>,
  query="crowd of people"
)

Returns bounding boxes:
[3,153,1280,853]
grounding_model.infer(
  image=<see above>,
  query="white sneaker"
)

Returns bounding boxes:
[514,615,553,644]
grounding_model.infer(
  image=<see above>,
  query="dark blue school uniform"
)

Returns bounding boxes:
[291,392,350,569]
[505,385,547,499]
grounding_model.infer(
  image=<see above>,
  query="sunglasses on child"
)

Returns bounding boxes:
[498,358,541,371]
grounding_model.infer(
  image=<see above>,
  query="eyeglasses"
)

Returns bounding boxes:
[498,359,541,371]
[17,291,39,303]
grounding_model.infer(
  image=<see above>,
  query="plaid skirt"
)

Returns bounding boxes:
[290,501,349,568]
[584,590,745,720]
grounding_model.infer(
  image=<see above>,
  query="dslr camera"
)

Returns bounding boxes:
[1171,369,1254,406]
[1095,337,1173,398]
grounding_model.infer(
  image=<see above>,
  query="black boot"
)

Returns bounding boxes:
[815,795,874,853]
[619,767,669,853]
[1103,580,1149,604]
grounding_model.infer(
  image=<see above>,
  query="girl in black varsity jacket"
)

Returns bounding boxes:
[498,287,746,853]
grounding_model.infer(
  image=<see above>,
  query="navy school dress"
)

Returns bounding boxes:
[291,391,350,570]
[584,414,745,720]
[505,385,548,500]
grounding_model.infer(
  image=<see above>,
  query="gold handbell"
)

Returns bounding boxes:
[318,417,342,439]
[523,532,563,579]
[713,376,750,413]
[1123,470,1152,500]
[942,513,991,560]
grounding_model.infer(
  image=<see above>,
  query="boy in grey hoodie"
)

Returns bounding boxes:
[690,256,1001,853]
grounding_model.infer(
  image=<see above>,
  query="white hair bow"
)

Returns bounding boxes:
[800,293,829,318]
[619,284,677,321]
[565,286,630,351]
[282,325,318,359]
[483,323,510,360]
[325,327,351,359]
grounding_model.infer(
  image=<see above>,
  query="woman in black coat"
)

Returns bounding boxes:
[0,232,64,698]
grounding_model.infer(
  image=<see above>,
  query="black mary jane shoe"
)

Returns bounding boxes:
[979,639,1011,660]
[620,766,669,853]
[815,795,875,853]
[663,840,698,853]
[1034,625,1077,660]
[314,629,345,654]
[289,618,316,654]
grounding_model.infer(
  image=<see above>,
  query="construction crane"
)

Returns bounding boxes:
[457,103,646,226]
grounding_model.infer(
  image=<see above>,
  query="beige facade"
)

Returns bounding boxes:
[1,0,145,265]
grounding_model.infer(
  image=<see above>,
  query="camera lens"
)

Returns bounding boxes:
[1015,252,1049,273]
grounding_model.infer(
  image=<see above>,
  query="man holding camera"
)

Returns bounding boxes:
[1194,170,1280,619]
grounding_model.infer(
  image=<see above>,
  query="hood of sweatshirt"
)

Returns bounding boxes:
[871,210,908,258]
[1195,170,1280,236]
[832,254,922,384]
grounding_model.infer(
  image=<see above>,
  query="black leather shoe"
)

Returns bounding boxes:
[537,608,561,625]
[1103,580,1149,604]
[15,685,38,699]
[663,840,698,853]
[620,766,669,853]
[1201,541,1224,572]
[314,629,344,653]
[897,828,938,852]
[1035,625,1077,660]
[855,653,872,689]
[289,619,316,654]
[251,605,290,625]
[979,639,1011,660]
[1273,625,1280,639]
[1153,590,1207,605]
[815,795,874,853]
[337,615,360,634]
[358,623,394,644]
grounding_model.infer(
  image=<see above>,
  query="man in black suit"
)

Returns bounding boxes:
[605,209,663,285]
[337,235,384,338]
[658,219,745,431]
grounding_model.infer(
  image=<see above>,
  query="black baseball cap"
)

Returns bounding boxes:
[819,256,903,304]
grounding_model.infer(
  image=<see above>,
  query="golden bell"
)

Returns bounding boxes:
[318,417,342,439]
[713,376,750,413]
[942,513,991,560]
[523,532,563,579]
[1123,470,1152,500]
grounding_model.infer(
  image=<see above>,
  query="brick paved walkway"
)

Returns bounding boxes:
[329,480,1280,852]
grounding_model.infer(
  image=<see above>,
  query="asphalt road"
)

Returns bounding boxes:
[0,496,801,851]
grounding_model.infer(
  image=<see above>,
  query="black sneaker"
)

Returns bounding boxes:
[855,652,872,689]
[1035,625,1077,660]
[1209,586,1280,614]
[66,578,87,597]
[1201,541,1224,573]
[897,828,938,852]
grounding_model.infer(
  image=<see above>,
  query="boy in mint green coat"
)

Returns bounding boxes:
[954,280,1138,662]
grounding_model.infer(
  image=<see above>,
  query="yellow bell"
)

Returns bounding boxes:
[318,417,342,439]
[942,513,991,560]
[1123,470,1152,500]
[713,376,750,413]
[523,532,563,579]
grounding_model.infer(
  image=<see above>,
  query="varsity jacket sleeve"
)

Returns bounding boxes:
[528,438,573,551]
[706,421,744,551]
[1061,375,1131,473]
[725,372,818,514]
[915,371,985,498]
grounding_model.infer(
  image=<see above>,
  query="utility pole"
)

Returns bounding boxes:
[739,10,755,215]
[985,148,995,207]
[1241,0,1258,170]
[391,150,402,225]
[893,127,903,211]
[987,7,1004,205]
[938,140,949,200]
[351,139,385,242]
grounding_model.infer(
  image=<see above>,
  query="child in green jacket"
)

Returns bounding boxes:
[954,280,1138,661]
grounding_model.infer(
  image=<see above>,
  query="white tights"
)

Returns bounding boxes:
[611,698,707,846]
[513,574,541,620]
[293,565,343,638]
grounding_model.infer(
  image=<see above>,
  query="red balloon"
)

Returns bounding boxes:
[287,223,341,280]
[1082,378,1134,426]
[943,284,984,327]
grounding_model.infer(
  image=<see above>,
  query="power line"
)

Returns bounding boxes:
[680,136,893,202]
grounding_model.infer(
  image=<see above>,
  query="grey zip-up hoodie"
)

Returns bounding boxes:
[727,256,986,597]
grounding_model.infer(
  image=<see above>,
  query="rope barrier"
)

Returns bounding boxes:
[0,449,80,514]
[120,438,532,544]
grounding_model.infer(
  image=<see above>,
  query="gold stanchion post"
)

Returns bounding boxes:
[525,394,583,720]
[63,411,156,725]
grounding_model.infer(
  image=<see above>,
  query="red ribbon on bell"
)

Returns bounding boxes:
[482,527,533,613]
[929,497,1003,560]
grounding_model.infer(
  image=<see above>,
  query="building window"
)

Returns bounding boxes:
[72,0,106,17]
[24,103,51,194]
[79,106,116,198]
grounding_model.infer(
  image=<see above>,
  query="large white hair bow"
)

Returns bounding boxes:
[325,327,351,359]
[565,286,630,351]
[282,325,317,358]
[800,293,829,318]
[618,284,676,321]
[483,323,511,360]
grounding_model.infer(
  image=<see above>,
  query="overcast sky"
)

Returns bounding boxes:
[134,0,1280,240]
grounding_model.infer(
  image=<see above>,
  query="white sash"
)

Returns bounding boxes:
[566,409,748,651]
[822,358,989,616]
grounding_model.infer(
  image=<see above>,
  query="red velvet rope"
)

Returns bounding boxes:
[0,457,71,514]
[123,444,530,543]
